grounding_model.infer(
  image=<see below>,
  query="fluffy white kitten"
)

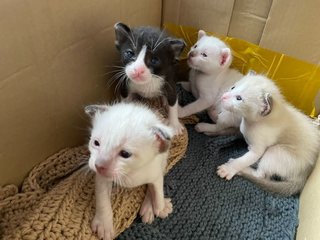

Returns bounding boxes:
[217,74,320,196]
[85,102,173,240]
[178,30,243,135]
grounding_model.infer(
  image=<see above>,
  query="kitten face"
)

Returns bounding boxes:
[221,75,274,120]
[85,102,173,184]
[114,23,185,85]
[187,30,232,74]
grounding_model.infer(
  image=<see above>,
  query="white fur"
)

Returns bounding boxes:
[178,30,243,135]
[129,75,165,98]
[217,75,320,196]
[86,102,173,239]
[125,45,164,98]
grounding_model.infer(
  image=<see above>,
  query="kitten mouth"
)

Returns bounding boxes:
[221,101,232,111]
[129,74,151,84]
[187,58,197,68]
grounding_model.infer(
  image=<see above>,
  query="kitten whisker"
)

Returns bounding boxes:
[107,71,127,88]
[104,65,125,69]
[152,29,165,52]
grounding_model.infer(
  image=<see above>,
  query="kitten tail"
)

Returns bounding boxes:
[240,172,306,197]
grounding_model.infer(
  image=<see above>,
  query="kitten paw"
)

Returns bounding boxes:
[170,120,184,135]
[91,214,114,240]
[195,122,208,132]
[140,195,155,224]
[157,198,173,219]
[195,122,217,133]
[217,164,238,180]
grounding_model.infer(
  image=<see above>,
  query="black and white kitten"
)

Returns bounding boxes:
[114,22,186,134]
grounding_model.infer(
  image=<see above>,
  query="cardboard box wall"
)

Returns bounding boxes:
[0,0,319,239]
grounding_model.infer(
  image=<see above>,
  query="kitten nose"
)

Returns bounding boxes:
[95,164,107,175]
[188,51,195,58]
[222,93,230,100]
[133,66,145,79]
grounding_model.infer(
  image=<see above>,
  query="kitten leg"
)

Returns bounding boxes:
[255,145,296,178]
[168,100,184,135]
[178,81,191,92]
[217,148,265,180]
[149,176,173,219]
[239,167,266,178]
[139,187,155,224]
[195,111,239,135]
[207,106,218,122]
[91,174,114,240]
[178,98,212,118]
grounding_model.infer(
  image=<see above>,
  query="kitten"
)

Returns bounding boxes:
[85,102,173,240]
[114,22,185,135]
[178,30,243,135]
[217,74,320,196]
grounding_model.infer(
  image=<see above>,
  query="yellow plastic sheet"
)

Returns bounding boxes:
[164,23,320,117]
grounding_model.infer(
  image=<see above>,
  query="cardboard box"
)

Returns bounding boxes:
[0,0,319,239]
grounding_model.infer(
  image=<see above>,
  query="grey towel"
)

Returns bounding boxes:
[117,85,299,240]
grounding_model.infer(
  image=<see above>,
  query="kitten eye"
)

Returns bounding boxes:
[231,86,235,90]
[119,150,132,159]
[124,49,134,59]
[236,95,242,101]
[194,44,197,48]
[201,53,207,57]
[93,140,100,147]
[150,56,160,65]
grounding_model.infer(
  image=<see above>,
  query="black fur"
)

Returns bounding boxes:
[114,22,185,106]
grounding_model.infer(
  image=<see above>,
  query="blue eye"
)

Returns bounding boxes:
[124,49,134,59]
[151,56,160,65]
[119,150,132,158]
[236,95,242,101]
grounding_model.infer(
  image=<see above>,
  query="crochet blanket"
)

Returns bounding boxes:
[117,85,299,240]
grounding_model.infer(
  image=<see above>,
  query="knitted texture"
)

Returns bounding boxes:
[117,85,300,240]
[0,98,193,240]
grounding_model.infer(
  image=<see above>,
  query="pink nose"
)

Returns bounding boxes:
[95,164,107,175]
[188,51,195,58]
[221,93,230,100]
[132,67,145,79]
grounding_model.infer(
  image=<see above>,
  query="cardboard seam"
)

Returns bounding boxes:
[259,0,274,45]
[226,0,237,36]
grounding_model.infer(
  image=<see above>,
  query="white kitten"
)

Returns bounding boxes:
[178,30,243,135]
[217,74,320,196]
[85,102,173,240]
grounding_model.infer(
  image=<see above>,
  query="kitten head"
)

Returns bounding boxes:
[114,22,185,85]
[85,102,173,183]
[221,75,281,120]
[187,30,232,74]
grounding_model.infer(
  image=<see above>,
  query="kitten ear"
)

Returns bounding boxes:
[151,124,173,153]
[198,30,206,40]
[220,48,232,67]
[85,105,109,117]
[261,93,273,116]
[168,38,186,60]
[114,22,132,49]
